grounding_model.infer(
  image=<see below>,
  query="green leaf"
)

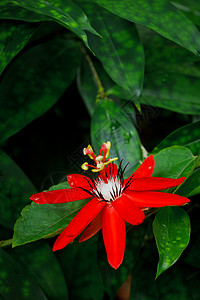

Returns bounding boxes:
[173,0,200,26]
[0,248,48,299]
[91,99,142,177]
[13,182,88,247]
[153,206,190,278]
[10,241,69,300]
[138,25,199,73]
[0,0,51,21]
[141,73,200,115]
[153,121,200,155]
[0,2,49,21]
[0,21,37,75]
[57,238,104,300]
[99,223,146,299]
[0,149,36,229]
[178,168,200,197]
[0,38,80,142]
[11,0,99,47]
[152,146,196,178]
[76,1,144,106]
[92,0,200,54]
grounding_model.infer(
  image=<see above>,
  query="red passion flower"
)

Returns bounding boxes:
[30,142,190,269]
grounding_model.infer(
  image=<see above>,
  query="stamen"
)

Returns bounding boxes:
[81,141,118,174]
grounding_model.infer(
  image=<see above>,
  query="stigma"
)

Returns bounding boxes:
[81,141,118,173]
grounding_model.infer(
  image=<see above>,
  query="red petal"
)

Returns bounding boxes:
[79,212,102,242]
[112,195,145,225]
[124,155,155,185]
[128,177,186,191]
[105,163,118,179]
[30,187,91,204]
[102,204,126,269]
[125,190,190,207]
[134,155,155,178]
[67,174,92,188]
[53,198,105,251]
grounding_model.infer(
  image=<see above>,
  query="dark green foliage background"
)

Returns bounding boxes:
[0,0,200,299]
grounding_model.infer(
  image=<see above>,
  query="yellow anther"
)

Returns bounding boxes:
[81,162,89,170]
[83,145,96,160]
[87,145,95,159]
[87,145,93,152]
[104,157,118,166]
[105,141,111,158]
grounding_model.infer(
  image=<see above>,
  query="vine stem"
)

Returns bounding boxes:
[0,238,13,248]
[79,43,107,100]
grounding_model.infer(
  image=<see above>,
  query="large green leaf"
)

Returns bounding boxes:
[0,249,48,300]
[77,1,144,106]
[137,26,200,115]
[178,168,200,197]
[92,0,200,54]
[0,1,49,21]
[0,21,37,75]
[57,238,104,300]
[10,0,99,47]
[153,121,200,155]
[0,38,80,143]
[153,206,190,278]
[11,241,69,300]
[107,73,200,114]
[137,25,199,73]
[91,99,142,177]
[173,0,200,26]
[13,182,88,247]
[141,73,200,115]
[0,149,36,229]
[152,146,196,178]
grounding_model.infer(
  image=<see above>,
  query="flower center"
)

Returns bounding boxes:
[94,177,122,202]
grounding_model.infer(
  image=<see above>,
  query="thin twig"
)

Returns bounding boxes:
[0,238,13,248]
[79,43,107,101]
